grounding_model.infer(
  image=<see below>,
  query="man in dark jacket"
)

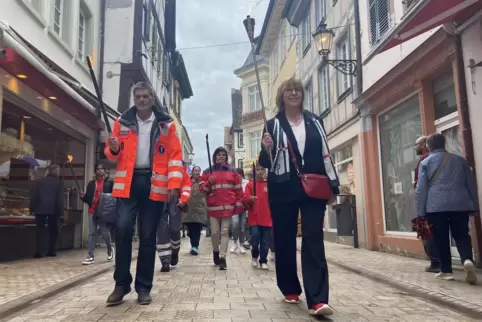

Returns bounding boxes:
[80,163,114,265]
[30,164,64,258]
[414,136,439,272]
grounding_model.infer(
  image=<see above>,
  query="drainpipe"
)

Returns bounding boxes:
[454,34,482,266]
[354,0,363,96]
[95,0,107,162]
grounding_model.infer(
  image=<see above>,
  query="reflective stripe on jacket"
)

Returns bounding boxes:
[104,107,183,201]
[179,167,192,204]
[199,164,247,218]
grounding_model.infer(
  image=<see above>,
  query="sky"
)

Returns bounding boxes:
[176,0,269,170]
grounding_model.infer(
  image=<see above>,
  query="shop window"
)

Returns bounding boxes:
[379,95,422,232]
[326,145,353,230]
[442,126,462,156]
[0,99,86,224]
[433,73,457,121]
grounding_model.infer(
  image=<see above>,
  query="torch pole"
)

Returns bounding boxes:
[205,134,213,174]
[86,56,112,134]
[252,161,256,196]
[243,15,273,165]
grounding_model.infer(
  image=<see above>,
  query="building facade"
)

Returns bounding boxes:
[234,41,269,175]
[356,0,482,263]
[283,0,365,246]
[0,0,105,259]
[223,126,235,167]
[229,89,244,170]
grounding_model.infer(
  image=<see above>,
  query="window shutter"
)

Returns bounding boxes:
[369,0,390,45]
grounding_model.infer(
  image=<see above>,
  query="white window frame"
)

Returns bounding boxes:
[249,130,262,160]
[301,7,311,53]
[289,25,297,47]
[369,0,391,46]
[248,85,261,112]
[336,34,351,97]
[27,0,43,13]
[77,11,86,59]
[53,0,64,36]
[318,65,330,114]
[304,79,314,113]
[315,0,326,24]
[279,25,286,65]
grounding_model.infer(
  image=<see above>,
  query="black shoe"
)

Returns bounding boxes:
[137,292,152,305]
[46,251,57,257]
[213,251,220,266]
[171,253,179,266]
[106,287,131,306]
[33,253,44,258]
[425,265,440,273]
[206,231,211,238]
[190,248,198,255]
[219,257,227,270]
[160,264,170,272]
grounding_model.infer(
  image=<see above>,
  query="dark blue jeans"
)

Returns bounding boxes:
[250,225,271,264]
[114,173,163,294]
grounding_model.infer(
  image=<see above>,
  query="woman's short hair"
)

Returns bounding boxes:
[275,77,305,112]
[426,133,446,151]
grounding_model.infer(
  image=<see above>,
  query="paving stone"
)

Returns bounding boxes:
[3,235,479,321]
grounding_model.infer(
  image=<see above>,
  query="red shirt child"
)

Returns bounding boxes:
[245,178,272,228]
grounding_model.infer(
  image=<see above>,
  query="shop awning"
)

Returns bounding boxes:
[378,0,482,54]
[0,22,104,131]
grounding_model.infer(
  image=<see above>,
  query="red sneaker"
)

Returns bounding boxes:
[310,303,333,316]
[284,295,300,304]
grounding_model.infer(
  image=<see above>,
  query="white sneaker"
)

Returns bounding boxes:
[82,257,95,265]
[230,243,239,254]
[107,247,114,262]
[435,272,454,281]
[463,260,478,285]
[251,258,258,268]
[310,304,333,316]
[239,247,246,254]
[270,252,275,261]
[261,263,268,270]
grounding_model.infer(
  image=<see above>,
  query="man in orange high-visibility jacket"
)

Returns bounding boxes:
[157,161,191,272]
[104,82,183,307]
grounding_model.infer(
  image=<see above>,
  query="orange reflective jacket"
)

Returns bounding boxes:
[179,167,192,204]
[104,107,183,202]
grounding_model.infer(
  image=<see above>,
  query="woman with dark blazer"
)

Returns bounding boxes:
[259,77,340,317]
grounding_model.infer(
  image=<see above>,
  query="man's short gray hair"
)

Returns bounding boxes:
[132,82,155,98]
[416,136,427,144]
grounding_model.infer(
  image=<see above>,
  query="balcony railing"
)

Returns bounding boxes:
[241,110,264,124]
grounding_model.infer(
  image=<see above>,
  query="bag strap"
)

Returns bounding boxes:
[429,153,449,185]
[286,140,301,176]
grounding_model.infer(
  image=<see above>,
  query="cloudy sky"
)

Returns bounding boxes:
[176,0,269,169]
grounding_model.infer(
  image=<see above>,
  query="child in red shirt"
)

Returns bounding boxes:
[245,162,272,270]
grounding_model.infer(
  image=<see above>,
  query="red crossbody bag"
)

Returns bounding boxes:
[287,140,334,200]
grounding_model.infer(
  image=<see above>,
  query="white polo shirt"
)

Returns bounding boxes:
[135,112,155,168]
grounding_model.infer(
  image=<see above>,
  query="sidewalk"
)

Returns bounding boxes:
[4,235,476,322]
[0,245,133,319]
[313,240,482,317]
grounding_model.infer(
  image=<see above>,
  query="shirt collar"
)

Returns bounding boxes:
[136,112,155,124]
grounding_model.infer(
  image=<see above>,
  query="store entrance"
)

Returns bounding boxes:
[0,97,86,261]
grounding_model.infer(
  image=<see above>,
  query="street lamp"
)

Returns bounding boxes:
[312,22,358,76]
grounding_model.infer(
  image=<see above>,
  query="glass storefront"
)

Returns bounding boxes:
[0,98,86,224]
[379,95,422,233]
[327,145,354,230]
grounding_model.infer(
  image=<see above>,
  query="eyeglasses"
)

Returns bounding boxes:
[284,88,303,94]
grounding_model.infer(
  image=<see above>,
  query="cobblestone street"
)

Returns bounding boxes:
[3,236,477,322]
